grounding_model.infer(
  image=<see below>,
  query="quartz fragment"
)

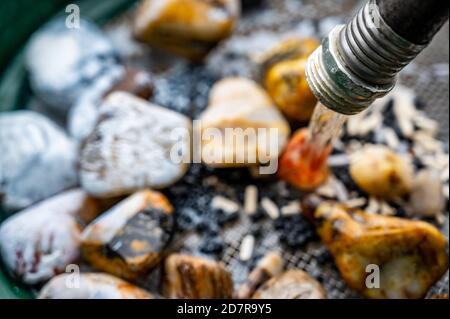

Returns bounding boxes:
[80,92,191,197]
[197,77,290,168]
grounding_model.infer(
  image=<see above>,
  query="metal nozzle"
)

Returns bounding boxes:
[305,0,428,115]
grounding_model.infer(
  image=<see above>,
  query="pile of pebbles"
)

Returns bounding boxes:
[1,0,447,297]
[332,86,449,222]
[120,1,448,290]
[105,1,448,261]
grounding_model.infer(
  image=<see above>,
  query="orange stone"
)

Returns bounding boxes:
[278,128,330,191]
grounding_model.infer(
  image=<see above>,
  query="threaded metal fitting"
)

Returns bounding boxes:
[305,0,426,115]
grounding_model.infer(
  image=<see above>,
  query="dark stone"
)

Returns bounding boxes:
[107,207,174,260]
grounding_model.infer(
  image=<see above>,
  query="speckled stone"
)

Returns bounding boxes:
[80,92,191,197]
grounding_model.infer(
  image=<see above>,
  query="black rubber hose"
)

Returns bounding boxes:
[377,0,449,45]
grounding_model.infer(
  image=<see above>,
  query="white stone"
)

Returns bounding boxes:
[350,145,414,200]
[80,92,191,197]
[68,66,125,143]
[281,201,301,216]
[0,190,90,284]
[211,195,240,214]
[239,235,255,262]
[197,77,290,168]
[0,111,78,211]
[343,198,367,209]
[39,273,152,299]
[244,185,258,216]
[26,18,119,112]
[261,197,280,219]
[407,169,446,218]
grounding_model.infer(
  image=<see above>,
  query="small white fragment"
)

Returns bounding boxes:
[346,113,364,136]
[347,109,383,137]
[331,176,349,202]
[393,86,417,138]
[413,132,443,153]
[383,127,400,150]
[413,112,439,136]
[420,153,448,175]
[346,140,363,153]
[239,235,255,262]
[316,178,337,198]
[397,117,415,138]
[111,241,123,251]
[328,154,350,167]
[380,201,396,216]
[358,112,383,136]
[344,198,367,208]
[281,201,301,216]
[370,94,390,114]
[443,184,449,199]
[261,197,280,219]
[211,195,240,214]
[244,185,258,216]
[366,197,380,215]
